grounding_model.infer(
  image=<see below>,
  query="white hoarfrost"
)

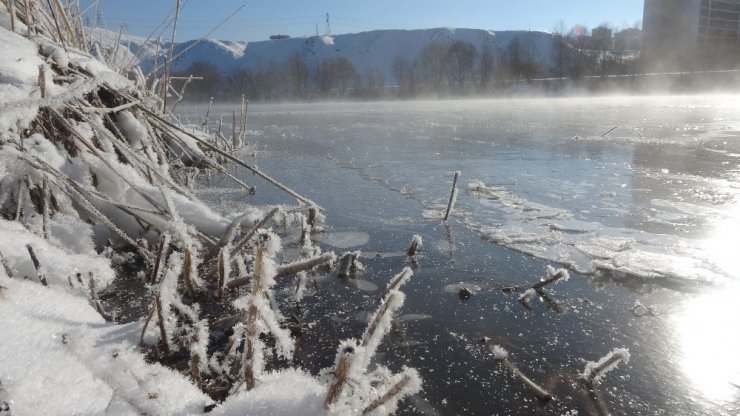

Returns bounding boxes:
[581,348,631,387]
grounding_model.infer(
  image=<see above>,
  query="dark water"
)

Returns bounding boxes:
[188,96,740,415]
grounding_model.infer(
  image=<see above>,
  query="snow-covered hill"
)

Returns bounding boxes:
[105,27,556,84]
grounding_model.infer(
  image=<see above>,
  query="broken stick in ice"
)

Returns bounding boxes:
[490,344,553,402]
[443,171,461,221]
[407,235,422,257]
[519,265,570,305]
[580,348,631,390]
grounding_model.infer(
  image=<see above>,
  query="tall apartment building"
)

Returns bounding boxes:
[698,0,740,43]
[642,0,740,70]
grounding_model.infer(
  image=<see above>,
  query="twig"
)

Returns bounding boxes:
[161,0,181,112]
[88,272,111,320]
[601,126,618,137]
[139,304,156,347]
[9,0,16,32]
[362,374,411,415]
[503,359,553,402]
[229,207,279,257]
[324,345,355,409]
[25,244,47,286]
[444,171,460,221]
[407,235,422,257]
[0,249,14,278]
[155,293,169,354]
[382,267,413,300]
[226,252,336,289]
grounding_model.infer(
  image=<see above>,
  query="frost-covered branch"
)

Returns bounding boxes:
[580,348,631,389]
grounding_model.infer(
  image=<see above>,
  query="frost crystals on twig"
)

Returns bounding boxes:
[324,267,422,414]
[490,345,553,402]
[519,265,569,307]
[580,348,630,390]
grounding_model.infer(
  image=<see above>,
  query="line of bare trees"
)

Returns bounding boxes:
[172,26,659,102]
[173,53,387,101]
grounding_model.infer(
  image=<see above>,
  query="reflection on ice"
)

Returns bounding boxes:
[314,231,370,248]
[675,283,740,403]
[701,202,740,277]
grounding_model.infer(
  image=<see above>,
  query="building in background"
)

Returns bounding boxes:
[698,0,740,43]
[642,0,740,71]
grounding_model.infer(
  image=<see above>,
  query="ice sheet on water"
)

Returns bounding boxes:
[315,231,370,249]
[464,180,733,284]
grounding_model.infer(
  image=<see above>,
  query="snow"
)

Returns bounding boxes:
[0,276,210,415]
[214,369,325,416]
[95,27,557,84]
[490,345,510,360]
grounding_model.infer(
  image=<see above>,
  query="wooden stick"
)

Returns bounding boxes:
[275,252,336,279]
[232,110,237,149]
[226,252,336,290]
[443,171,460,221]
[229,207,279,257]
[25,244,47,286]
[337,251,359,279]
[531,269,568,290]
[139,304,156,347]
[601,126,618,137]
[504,359,552,402]
[9,0,16,32]
[361,292,397,348]
[54,0,79,48]
[183,247,197,299]
[15,180,24,221]
[382,267,413,300]
[38,64,46,98]
[362,374,411,415]
[88,272,111,320]
[0,249,14,278]
[41,178,50,239]
[149,235,168,284]
[406,235,421,257]
[324,346,355,408]
[155,293,169,353]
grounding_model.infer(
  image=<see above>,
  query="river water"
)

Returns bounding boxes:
[188,96,740,415]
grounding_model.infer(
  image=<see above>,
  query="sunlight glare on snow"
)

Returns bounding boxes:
[675,281,740,403]
[701,201,740,278]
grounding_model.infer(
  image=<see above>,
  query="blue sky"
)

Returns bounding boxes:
[90,0,645,42]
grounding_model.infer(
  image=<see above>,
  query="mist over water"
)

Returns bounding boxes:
[187,95,740,415]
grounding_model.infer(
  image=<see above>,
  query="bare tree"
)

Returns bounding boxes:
[478,42,495,91]
[392,56,417,96]
[287,52,310,98]
[446,41,477,89]
[420,42,448,90]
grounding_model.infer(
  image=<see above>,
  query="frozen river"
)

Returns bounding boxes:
[189,96,740,415]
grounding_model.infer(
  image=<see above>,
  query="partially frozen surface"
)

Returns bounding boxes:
[315,231,371,248]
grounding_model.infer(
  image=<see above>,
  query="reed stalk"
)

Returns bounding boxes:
[0,249,14,278]
[443,171,460,221]
[155,293,169,353]
[25,244,47,286]
[362,374,412,415]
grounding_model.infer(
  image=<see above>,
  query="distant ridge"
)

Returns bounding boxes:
[95,27,557,85]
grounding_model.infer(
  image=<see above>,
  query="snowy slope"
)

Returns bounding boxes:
[235,28,555,81]
[125,28,556,82]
